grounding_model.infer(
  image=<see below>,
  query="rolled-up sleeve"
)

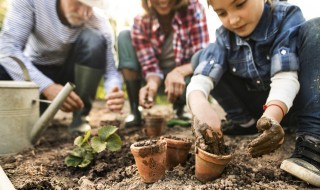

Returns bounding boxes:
[194,35,227,84]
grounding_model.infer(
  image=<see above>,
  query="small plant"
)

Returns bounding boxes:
[65,125,122,168]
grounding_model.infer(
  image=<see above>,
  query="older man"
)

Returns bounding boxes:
[0,0,124,132]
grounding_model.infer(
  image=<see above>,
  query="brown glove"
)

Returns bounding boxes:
[248,117,285,157]
[192,117,226,155]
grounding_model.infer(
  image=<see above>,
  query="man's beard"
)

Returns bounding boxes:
[65,12,88,27]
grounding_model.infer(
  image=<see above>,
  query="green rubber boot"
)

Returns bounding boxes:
[69,65,104,133]
[124,79,142,128]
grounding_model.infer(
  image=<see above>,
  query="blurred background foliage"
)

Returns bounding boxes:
[0,0,7,30]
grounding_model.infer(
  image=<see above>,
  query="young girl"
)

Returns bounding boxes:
[187,0,320,187]
[117,0,209,128]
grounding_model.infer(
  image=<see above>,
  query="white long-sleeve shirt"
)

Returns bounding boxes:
[187,71,300,112]
[0,0,122,93]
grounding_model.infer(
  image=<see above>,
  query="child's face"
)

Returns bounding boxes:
[150,0,176,15]
[209,0,264,37]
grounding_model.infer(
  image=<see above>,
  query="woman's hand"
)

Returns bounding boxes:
[164,68,186,103]
[139,75,161,109]
[105,86,125,112]
[248,117,285,157]
[42,83,84,112]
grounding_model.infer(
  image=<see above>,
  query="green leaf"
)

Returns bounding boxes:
[74,136,84,147]
[106,134,122,152]
[78,152,94,168]
[78,159,91,168]
[69,147,85,157]
[74,131,91,147]
[98,126,118,141]
[65,155,82,167]
[91,136,107,153]
[83,130,91,142]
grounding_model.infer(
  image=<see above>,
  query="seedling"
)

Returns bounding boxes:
[65,125,122,168]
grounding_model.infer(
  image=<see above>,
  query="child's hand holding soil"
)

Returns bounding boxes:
[192,117,228,155]
[248,117,285,157]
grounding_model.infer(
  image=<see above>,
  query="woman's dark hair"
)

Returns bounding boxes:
[141,0,189,15]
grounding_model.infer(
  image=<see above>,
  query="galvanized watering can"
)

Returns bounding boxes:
[0,56,75,155]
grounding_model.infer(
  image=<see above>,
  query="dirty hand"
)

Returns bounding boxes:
[192,117,226,155]
[42,83,84,112]
[164,69,185,103]
[139,77,160,109]
[105,86,124,112]
[248,117,285,157]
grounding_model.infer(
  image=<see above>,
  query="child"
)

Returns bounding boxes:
[187,0,320,187]
[117,0,209,128]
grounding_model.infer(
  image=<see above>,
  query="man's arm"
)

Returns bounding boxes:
[0,0,54,92]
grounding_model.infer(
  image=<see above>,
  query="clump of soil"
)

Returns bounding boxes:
[161,135,192,143]
[100,119,122,127]
[192,117,229,155]
[133,139,158,147]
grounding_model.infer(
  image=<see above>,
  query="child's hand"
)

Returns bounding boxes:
[248,117,285,157]
[192,117,226,155]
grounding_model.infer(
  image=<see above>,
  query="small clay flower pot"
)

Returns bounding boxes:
[161,136,192,170]
[144,115,165,137]
[195,147,232,183]
[130,139,167,183]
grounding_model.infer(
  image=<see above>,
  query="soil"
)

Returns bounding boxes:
[0,100,319,190]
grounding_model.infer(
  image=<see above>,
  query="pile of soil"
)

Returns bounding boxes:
[0,100,317,190]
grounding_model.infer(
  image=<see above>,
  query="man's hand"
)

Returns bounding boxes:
[42,83,83,112]
[164,69,185,103]
[139,76,161,109]
[105,86,124,112]
[248,117,285,157]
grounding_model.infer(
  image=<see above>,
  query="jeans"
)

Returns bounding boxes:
[0,28,106,83]
[209,18,320,136]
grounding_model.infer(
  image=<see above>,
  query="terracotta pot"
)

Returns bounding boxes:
[144,115,165,137]
[161,136,192,170]
[130,139,167,183]
[195,147,232,183]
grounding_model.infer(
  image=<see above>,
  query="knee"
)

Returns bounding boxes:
[299,18,320,39]
[298,18,320,50]
[77,28,106,52]
[118,30,131,48]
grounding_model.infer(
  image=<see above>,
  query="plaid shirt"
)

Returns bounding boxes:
[131,0,209,78]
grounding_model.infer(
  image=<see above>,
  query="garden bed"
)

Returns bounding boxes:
[0,100,316,190]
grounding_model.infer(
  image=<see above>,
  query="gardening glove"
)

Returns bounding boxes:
[192,117,226,155]
[248,117,285,157]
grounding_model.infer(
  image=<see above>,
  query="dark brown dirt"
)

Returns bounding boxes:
[0,100,319,190]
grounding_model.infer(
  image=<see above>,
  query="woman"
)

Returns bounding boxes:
[118,0,209,127]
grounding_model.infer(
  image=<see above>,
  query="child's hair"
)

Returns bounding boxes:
[207,0,272,7]
[141,0,189,15]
